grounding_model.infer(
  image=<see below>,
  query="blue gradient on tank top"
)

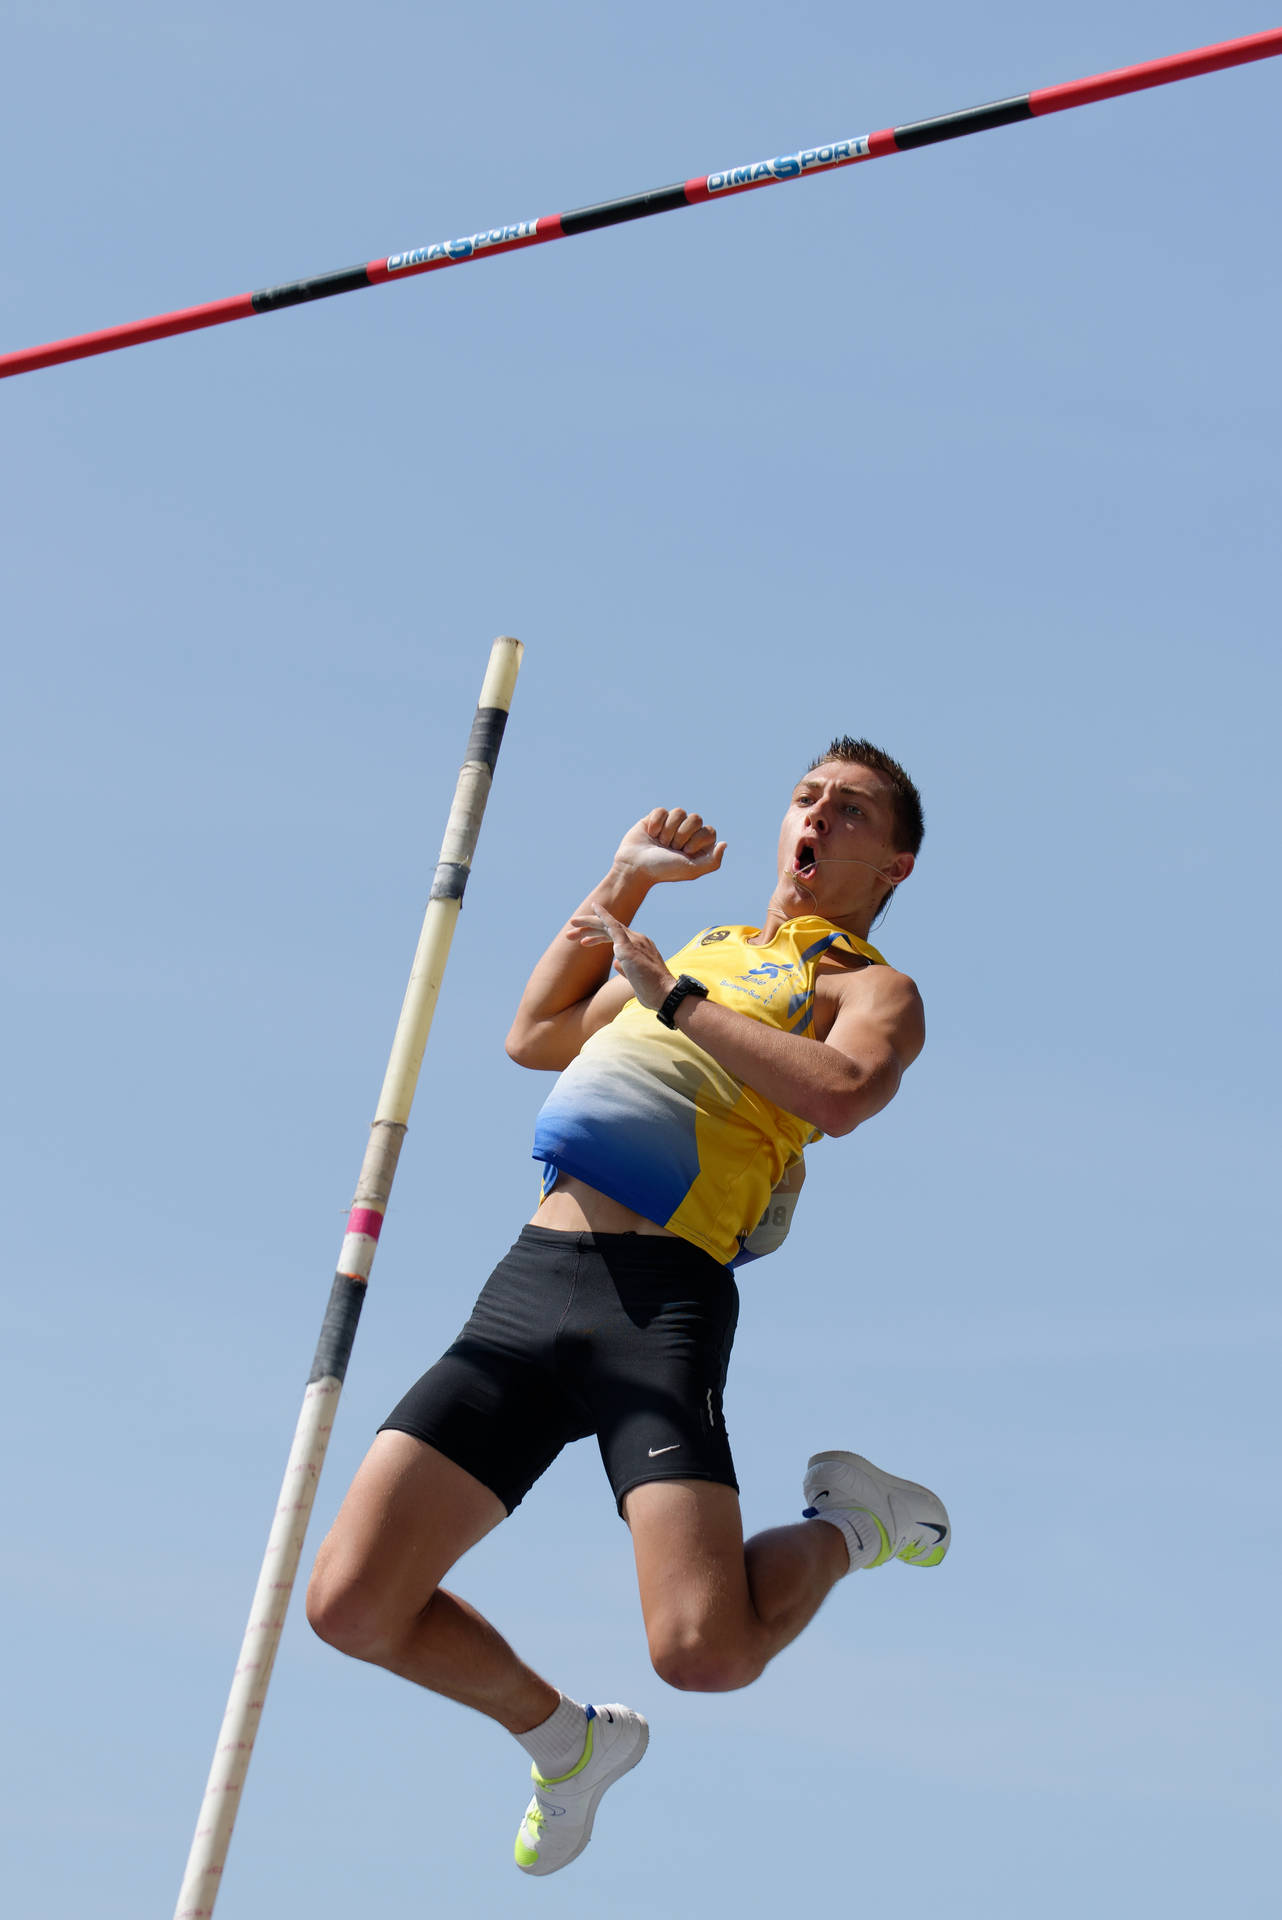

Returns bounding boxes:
[534,1040,702,1225]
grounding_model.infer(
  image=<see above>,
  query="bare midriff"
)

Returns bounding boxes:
[530,1172,677,1237]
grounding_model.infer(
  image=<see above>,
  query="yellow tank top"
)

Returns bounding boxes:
[532,916,886,1265]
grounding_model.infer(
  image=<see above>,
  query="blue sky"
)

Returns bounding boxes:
[2,4,1279,1916]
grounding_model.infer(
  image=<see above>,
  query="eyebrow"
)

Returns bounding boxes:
[793,780,884,805]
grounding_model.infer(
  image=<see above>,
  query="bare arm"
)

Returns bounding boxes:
[505,808,726,1071]
[673,965,923,1135]
[585,902,924,1136]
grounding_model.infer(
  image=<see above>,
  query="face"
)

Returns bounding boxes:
[776,760,915,919]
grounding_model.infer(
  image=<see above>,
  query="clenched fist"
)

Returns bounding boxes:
[610,807,726,886]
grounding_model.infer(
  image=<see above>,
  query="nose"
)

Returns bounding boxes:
[804,807,829,836]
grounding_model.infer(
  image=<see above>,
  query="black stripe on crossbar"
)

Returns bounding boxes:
[892,95,1032,150]
[251,264,374,313]
[559,182,693,236]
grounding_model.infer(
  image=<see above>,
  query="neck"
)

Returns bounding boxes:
[752,889,878,946]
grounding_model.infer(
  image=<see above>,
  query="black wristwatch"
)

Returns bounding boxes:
[656,973,710,1028]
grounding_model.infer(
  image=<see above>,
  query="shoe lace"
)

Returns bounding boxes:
[524,1804,546,1837]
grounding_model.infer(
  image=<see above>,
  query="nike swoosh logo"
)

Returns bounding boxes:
[918,1523,948,1543]
[648,1443,681,1457]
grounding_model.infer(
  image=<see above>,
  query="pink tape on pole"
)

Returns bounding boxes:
[345,1207,384,1240]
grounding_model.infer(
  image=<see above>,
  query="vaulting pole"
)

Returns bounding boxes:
[3,27,1280,382]
[172,636,524,1920]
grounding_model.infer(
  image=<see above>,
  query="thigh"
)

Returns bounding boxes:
[312,1430,506,1616]
[380,1227,593,1513]
[623,1478,754,1643]
[382,1339,583,1514]
[580,1238,741,1512]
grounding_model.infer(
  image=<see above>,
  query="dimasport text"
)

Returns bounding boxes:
[707,139,869,193]
[387,221,539,273]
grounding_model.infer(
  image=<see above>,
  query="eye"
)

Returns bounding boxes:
[843,804,863,817]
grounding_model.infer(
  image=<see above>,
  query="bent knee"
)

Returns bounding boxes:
[304,1569,378,1657]
[649,1632,762,1694]
[305,1561,428,1662]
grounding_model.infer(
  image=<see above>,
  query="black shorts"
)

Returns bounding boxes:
[380,1224,740,1515]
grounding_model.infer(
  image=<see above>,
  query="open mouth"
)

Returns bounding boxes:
[792,841,818,880]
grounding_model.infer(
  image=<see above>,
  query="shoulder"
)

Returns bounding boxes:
[818,961,925,1062]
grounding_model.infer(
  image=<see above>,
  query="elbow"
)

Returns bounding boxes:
[505,1011,546,1065]
[505,1022,569,1071]
[821,1063,900,1137]
[819,1099,863,1139]
[816,1075,881,1137]
[505,1025,536,1067]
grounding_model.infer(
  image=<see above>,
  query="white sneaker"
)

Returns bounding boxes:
[803,1451,950,1568]
[513,1702,649,1876]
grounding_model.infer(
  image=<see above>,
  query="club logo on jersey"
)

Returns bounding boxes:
[387,221,539,272]
[720,957,801,1007]
[700,929,731,945]
[706,138,869,194]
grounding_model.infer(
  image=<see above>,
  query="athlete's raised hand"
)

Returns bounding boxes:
[510,808,723,1069]
[610,808,726,885]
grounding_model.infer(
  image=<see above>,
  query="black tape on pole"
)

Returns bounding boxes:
[308,1273,367,1384]
[464,705,509,771]
[429,862,470,902]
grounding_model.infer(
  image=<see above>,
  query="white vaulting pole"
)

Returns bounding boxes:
[173,636,524,1920]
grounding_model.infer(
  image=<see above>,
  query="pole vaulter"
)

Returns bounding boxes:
[2,27,1280,382]
[172,637,523,1920]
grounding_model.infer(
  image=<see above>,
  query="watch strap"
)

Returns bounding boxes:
[656,973,710,1029]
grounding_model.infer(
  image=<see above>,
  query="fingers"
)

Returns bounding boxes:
[568,902,630,949]
[645,808,722,863]
[646,807,700,850]
[676,829,725,876]
[570,902,656,956]
[567,909,615,947]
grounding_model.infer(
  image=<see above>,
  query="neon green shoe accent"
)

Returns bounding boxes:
[853,1507,893,1568]
[517,1716,599,1870]
[515,1804,544,1867]
[531,1716,595,1787]
[901,1539,947,1568]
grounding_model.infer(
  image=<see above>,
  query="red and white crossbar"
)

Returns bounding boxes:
[171,638,523,1920]
[3,26,1280,381]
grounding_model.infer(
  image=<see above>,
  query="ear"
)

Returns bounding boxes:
[885,850,915,888]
